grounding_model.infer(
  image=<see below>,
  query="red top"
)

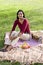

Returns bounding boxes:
[11,18,30,34]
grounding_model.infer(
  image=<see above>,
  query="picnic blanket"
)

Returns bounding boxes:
[0,31,43,65]
[4,30,43,47]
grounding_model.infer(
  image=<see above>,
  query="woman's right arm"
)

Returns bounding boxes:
[9,20,18,40]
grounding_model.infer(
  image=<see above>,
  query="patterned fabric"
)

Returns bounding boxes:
[0,44,43,64]
[0,31,43,65]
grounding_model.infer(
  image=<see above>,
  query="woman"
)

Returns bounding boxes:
[0,10,31,52]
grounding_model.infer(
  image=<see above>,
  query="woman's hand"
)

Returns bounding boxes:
[9,34,18,41]
[9,31,13,40]
[9,35,13,41]
[18,32,22,37]
[9,32,22,41]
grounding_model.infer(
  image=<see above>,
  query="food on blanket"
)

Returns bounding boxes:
[20,42,30,49]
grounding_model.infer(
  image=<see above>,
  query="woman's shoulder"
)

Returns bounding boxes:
[24,18,29,23]
[24,18,28,21]
[14,19,19,23]
[13,19,19,24]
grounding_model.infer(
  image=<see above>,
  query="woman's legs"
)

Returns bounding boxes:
[0,31,19,51]
[4,31,19,51]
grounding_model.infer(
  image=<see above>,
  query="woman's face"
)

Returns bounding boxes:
[18,11,23,19]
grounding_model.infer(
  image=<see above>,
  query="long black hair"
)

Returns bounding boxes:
[17,10,25,19]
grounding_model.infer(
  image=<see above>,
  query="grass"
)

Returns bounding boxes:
[0,0,43,65]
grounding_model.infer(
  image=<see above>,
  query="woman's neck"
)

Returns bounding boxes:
[19,18,24,24]
[19,18,24,21]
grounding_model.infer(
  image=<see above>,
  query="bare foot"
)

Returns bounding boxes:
[1,45,8,49]
[6,45,13,51]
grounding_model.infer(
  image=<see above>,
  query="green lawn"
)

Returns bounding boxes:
[0,0,43,65]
